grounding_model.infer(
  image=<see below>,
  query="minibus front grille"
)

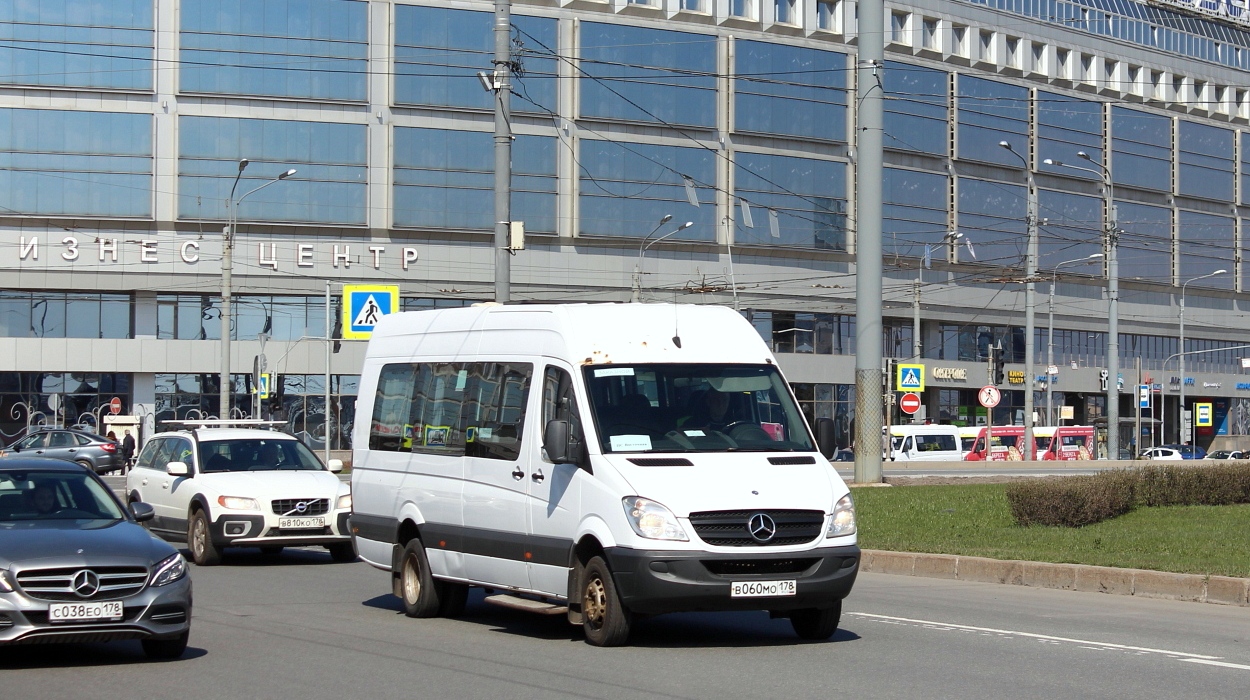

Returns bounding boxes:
[701,558,820,577]
[688,509,824,547]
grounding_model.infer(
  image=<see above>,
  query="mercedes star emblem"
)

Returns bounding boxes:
[747,513,777,543]
[72,569,101,598]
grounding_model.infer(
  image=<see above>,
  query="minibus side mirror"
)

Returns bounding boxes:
[543,419,589,471]
[814,418,836,459]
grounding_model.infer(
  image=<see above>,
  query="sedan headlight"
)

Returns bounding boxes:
[826,493,856,538]
[217,495,259,510]
[0,570,13,593]
[336,493,352,510]
[150,553,188,587]
[622,497,688,541]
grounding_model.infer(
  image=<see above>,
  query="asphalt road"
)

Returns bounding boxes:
[3,547,1248,699]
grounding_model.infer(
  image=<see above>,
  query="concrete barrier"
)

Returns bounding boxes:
[861,550,1250,607]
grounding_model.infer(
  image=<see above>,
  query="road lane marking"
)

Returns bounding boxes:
[848,612,1223,660]
[1180,659,1250,671]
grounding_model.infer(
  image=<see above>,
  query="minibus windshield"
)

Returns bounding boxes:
[583,364,816,454]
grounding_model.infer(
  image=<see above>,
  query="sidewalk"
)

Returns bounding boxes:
[860,550,1250,607]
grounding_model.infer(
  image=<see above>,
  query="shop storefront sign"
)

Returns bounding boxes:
[1007,370,1025,385]
[932,367,967,381]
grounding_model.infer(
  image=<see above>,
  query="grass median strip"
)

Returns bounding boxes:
[853,483,1250,578]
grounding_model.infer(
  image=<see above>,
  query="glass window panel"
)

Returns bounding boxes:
[883,168,948,259]
[957,178,1027,267]
[578,141,716,238]
[30,296,65,338]
[0,292,31,337]
[734,41,847,142]
[884,62,948,155]
[394,128,556,233]
[1178,121,1234,201]
[64,294,101,339]
[0,108,152,218]
[580,23,717,128]
[957,77,1029,166]
[0,0,153,90]
[177,116,366,225]
[1178,210,1234,289]
[1115,201,1172,285]
[394,6,557,115]
[1036,189,1103,265]
[1037,92,1103,178]
[1111,107,1171,192]
[181,0,367,101]
[734,152,847,250]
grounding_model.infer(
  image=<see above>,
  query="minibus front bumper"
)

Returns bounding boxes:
[603,544,859,615]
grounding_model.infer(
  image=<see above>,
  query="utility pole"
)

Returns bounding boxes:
[985,344,995,460]
[853,0,885,484]
[492,0,512,303]
[1000,141,1036,459]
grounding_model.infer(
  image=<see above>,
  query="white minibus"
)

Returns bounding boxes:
[349,303,859,646]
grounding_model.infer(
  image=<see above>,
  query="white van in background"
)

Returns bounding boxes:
[349,303,859,646]
[886,425,963,461]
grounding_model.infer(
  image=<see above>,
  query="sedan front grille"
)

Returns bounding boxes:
[688,509,825,547]
[0,613,12,629]
[15,567,149,601]
[271,498,329,516]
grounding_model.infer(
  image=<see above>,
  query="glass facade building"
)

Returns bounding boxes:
[4,0,1250,450]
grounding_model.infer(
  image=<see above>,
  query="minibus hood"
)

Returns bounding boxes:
[605,453,842,516]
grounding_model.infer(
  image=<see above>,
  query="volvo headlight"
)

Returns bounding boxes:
[336,493,352,510]
[826,493,856,538]
[150,553,188,587]
[217,495,259,510]
[622,497,689,541]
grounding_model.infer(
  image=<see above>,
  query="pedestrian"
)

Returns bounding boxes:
[106,430,117,442]
[121,429,136,466]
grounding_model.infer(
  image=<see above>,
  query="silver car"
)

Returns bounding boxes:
[4,428,124,474]
[0,458,192,659]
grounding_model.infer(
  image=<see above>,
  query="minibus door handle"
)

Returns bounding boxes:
[512,467,525,480]
[531,469,545,484]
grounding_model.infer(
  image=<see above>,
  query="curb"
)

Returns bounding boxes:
[860,550,1250,607]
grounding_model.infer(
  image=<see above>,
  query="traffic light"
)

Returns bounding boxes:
[992,345,1006,385]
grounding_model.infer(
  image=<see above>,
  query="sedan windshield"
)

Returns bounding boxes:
[0,471,125,522]
[583,364,815,454]
[199,439,326,472]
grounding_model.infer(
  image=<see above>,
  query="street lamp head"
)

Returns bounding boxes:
[1077,151,1092,161]
[944,231,963,242]
[998,140,1011,149]
[1043,158,1059,166]
[279,168,297,179]
[1088,253,1104,260]
[237,158,250,172]
[1214,269,1228,275]
[677,221,693,231]
[658,214,673,225]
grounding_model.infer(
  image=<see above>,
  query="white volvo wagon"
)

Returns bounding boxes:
[126,423,354,565]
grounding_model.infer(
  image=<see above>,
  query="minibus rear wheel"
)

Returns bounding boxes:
[581,556,632,646]
[399,539,444,617]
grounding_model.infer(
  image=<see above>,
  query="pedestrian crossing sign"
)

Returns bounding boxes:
[257,373,272,400]
[896,363,925,392]
[343,284,399,340]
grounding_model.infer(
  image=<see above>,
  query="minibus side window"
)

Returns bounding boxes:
[464,362,533,461]
[542,366,585,460]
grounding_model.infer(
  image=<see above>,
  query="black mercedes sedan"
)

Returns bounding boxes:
[0,457,192,659]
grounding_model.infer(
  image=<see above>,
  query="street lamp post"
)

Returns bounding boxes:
[912,231,963,361]
[220,162,297,419]
[633,220,694,302]
[1000,141,1037,456]
[1179,269,1227,442]
[1047,254,1102,426]
[1044,153,1118,459]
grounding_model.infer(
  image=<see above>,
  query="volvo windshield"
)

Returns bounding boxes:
[583,364,815,453]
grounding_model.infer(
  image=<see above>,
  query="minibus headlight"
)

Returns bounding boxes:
[827,493,856,538]
[622,497,689,541]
